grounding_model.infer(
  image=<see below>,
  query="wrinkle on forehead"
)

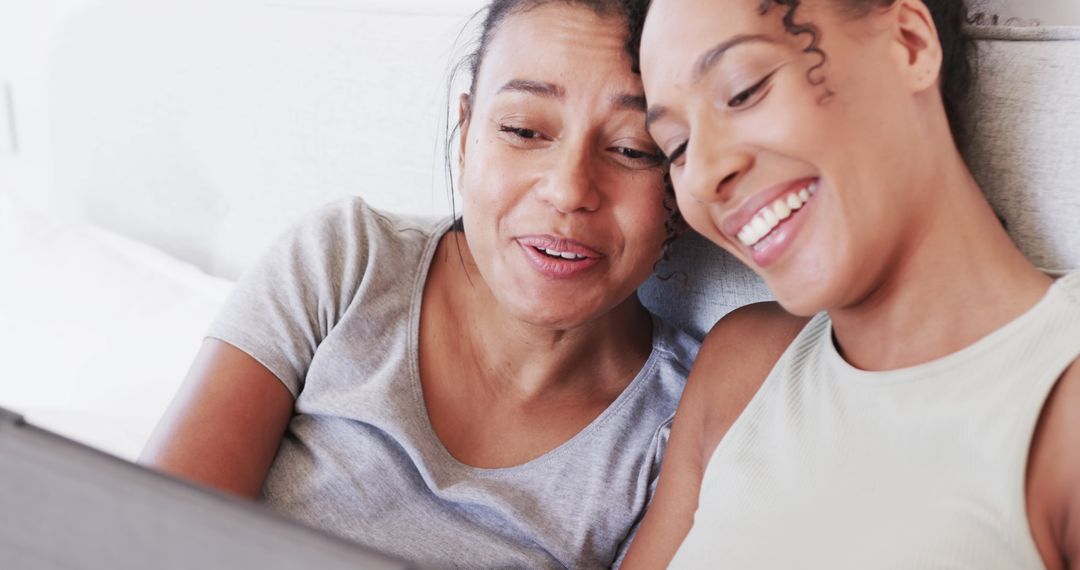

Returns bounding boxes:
[474,3,642,101]
[495,3,629,56]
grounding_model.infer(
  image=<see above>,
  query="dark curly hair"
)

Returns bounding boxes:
[626,0,976,149]
[622,0,977,251]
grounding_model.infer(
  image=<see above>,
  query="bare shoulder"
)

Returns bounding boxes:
[693,302,810,455]
[617,303,808,568]
[1027,358,1080,569]
[701,301,809,360]
[694,301,810,405]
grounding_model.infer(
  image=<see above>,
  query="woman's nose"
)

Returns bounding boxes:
[682,139,754,204]
[536,143,601,214]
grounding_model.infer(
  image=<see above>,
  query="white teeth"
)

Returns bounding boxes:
[738,228,755,247]
[772,199,792,221]
[751,216,769,236]
[735,181,818,249]
[538,247,586,260]
[762,208,779,227]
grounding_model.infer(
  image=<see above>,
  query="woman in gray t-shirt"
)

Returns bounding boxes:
[140,1,699,568]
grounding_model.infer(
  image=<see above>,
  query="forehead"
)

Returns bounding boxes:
[474,3,639,96]
[640,0,784,82]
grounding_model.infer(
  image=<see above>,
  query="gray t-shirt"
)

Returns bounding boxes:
[207,198,699,569]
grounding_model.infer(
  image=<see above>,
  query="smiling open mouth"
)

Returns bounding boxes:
[534,247,589,261]
[737,180,818,249]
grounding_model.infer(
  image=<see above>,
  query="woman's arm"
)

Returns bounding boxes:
[1027,361,1080,570]
[139,339,295,499]
[620,303,807,568]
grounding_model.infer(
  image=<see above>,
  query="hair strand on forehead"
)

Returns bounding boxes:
[626,0,976,151]
[443,0,685,276]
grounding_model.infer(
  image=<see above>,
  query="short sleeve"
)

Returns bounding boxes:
[610,413,674,568]
[205,198,375,397]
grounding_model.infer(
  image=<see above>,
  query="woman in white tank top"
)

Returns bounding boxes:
[619,0,1080,568]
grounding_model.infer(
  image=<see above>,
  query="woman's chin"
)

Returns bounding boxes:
[508,290,640,332]
[765,275,832,318]
[498,296,599,331]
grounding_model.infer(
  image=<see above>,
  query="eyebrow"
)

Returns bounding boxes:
[498,79,564,98]
[693,34,775,81]
[645,106,669,133]
[499,79,648,114]
[613,93,648,113]
[646,33,776,131]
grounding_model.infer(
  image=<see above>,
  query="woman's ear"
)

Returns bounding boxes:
[892,0,944,93]
[458,93,472,169]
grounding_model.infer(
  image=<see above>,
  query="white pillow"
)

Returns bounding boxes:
[0,192,233,460]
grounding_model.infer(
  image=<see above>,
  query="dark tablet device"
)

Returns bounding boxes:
[0,407,412,569]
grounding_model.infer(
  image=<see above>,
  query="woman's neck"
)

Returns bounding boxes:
[428,233,654,404]
[829,155,1053,372]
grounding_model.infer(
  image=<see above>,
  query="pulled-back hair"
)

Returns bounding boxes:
[446,0,683,273]
[445,0,636,225]
[462,0,639,119]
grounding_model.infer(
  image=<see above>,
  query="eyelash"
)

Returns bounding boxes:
[499,125,542,140]
[501,124,661,168]
[612,146,664,168]
[662,71,777,168]
[664,142,688,168]
[728,71,776,108]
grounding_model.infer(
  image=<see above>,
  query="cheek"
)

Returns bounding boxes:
[460,141,529,216]
[749,81,833,158]
[595,171,669,277]
[622,176,670,247]
[672,183,732,250]
[763,62,907,173]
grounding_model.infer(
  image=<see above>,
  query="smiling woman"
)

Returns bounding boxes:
[620,0,1080,568]
[137,0,699,568]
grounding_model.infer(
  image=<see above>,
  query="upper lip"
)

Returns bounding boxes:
[720,177,818,239]
[516,235,604,258]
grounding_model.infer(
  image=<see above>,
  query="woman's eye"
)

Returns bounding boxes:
[619,147,661,162]
[609,144,664,169]
[499,125,541,140]
[727,72,775,109]
[664,141,688,168]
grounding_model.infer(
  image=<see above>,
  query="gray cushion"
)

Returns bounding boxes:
[640,25,1080,340]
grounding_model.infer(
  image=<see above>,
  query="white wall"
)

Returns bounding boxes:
[2,0,487,278]
[0,0,94,217]
[0,0,488,456]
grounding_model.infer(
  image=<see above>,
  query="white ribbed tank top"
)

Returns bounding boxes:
[672,272,1080,569]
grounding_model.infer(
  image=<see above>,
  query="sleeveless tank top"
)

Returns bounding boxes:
[672,272,1080,569]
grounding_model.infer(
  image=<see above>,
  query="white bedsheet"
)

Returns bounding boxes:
[0,191,233,460]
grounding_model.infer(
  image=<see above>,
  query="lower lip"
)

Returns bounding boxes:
[745,191,817,268]
[518,242,602,279]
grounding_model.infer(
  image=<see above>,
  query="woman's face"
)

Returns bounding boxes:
[640,0,941,315]
[459,3,668,329]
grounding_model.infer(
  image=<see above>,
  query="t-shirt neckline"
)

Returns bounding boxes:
[405,217,664,476]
